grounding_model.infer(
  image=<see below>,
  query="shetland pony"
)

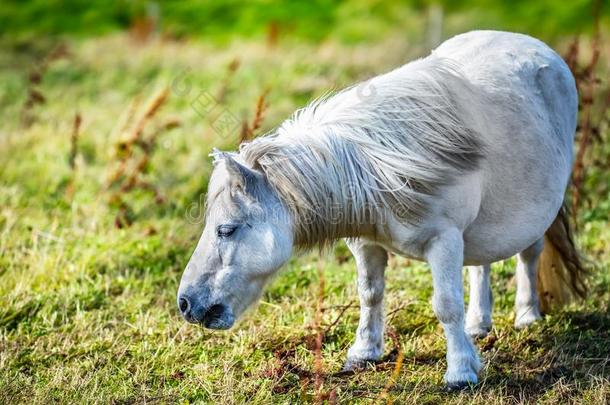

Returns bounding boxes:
[177,31,586,388]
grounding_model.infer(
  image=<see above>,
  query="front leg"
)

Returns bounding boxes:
[343,239,387,370]
[426,229,481,389]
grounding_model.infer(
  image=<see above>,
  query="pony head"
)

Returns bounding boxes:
[177,151,293,329]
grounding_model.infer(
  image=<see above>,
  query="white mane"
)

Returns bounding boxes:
[239,55,484,248]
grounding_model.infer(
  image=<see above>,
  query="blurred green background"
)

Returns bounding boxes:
[1,0,608,42]
[1,1,609,403]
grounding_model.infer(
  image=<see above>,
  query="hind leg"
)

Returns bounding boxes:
[466,265,493,338]
[515,238,544,329]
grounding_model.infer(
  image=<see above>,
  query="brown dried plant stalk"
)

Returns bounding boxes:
[216,58,241,104]
[126,87,171,145]
[378,327,405,404]
[240,89,270,144]
[69,113,82,170]
[571,40,600,222]
[108,87,178,227]
[313,256,326,403]
[570,0,603,224]
[21,44,69,127]
[65,112,82,201]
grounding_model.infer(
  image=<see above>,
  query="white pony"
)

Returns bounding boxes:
[177,31,586,389]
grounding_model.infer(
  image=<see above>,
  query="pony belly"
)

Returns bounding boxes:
[461,196,563,265]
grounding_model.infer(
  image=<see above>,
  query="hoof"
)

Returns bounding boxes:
[445,380,477,392]
[466,325,491,340]
[514,309,542,329]
[444,347,480,390]
[342,358,377,372]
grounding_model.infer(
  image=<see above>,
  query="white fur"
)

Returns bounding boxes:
[515,239,544,329]
[344,239,387,368]
[466,265,493,338]
[178,31,577,387]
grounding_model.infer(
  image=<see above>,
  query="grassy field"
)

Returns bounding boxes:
[1,23,609,404]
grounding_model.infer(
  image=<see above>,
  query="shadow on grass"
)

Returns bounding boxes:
[477,309,609,402]
[257,308,608,402]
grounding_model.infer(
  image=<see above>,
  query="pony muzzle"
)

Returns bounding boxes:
[178,295,235,330]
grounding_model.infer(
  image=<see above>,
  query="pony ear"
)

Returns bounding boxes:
[220,153,258,192]
[210,148,259,192]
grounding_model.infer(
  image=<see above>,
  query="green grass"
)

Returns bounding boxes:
[0,29,609,403]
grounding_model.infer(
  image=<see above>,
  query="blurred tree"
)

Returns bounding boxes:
[0,0,607,43]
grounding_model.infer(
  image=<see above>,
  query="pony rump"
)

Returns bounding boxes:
[240,56,485,248]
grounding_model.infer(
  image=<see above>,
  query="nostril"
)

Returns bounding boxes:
[179,297,190,314]
[205,304,225,320]
[201,303,234,329]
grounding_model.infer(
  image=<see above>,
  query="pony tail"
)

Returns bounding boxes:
[536,204,588,313]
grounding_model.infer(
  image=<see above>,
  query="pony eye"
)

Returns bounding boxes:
[217,224,237,238]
